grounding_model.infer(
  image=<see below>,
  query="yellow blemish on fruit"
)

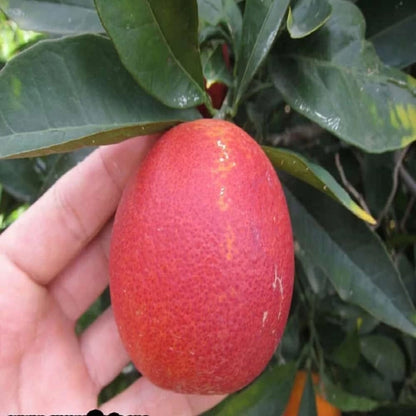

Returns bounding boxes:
[218,186,229,211]
[224,224,235,261]
[214,162,237,173]
[218,292,227,303]
[213,139,236,211]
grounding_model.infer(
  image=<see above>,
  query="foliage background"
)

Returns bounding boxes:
[1,1,416,414]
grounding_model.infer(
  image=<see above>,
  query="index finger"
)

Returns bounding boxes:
[0,135,158,286]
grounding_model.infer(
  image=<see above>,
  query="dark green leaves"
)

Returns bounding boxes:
[234,0,290,106]
[198,0,242,49]
[0,148,91,200]
[264,146,376,224]
[322,374,379,412]
[0,0,103,34]
[360,335,406,382]
[287,0,332,39]
[205,362,296,415]
[360,0,416,69]
[0,34,198,158]
[95,0,206,109]
[271,0,416,153]
[282,175,416,337]
[201,44,232,87]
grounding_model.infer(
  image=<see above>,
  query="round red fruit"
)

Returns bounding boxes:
[109,119,294,394]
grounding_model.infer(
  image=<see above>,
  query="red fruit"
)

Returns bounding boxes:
[109,119,294,394]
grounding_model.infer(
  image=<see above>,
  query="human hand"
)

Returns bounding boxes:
[0,136,226,415]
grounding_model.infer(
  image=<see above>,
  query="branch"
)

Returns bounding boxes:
[376,147,410,228]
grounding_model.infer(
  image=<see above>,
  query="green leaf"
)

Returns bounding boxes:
[321,374,379,412]
[0,158,43,201]
[234,0,290,106]
[362,153,394,217]
[299,372,318,416]
[271,0,416,153]
[95,0,206,109]
[321,297,379,335]
[0,202,28,229]
[0,148,91,201]
[0,8,41,62]
[360,335,406,382]
[397,253,416,304]
[0,34,198,159]
[201,43,232,87]
[296,247,330,296]
[205,362,297,415]
[197,0,242,49]
[282,174,416,338]
[280,314,301,360]
[287,0,332,39]
[360,0,416,69]
[0,0,103,34]
[342,366,394,402]
[331,330,360,369]
[264,146,376,224]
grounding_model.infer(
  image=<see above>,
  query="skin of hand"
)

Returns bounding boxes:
[0,135,226,415]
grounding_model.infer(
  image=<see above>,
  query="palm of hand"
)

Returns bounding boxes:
[0,137,225,415]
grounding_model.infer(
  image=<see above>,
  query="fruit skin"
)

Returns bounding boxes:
[284,371,341,416]
[109,119,294,394]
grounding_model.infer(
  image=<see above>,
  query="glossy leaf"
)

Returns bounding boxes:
[360,335,406,382]
[0,34,198,159]
[264,146,376,224]
[234,0,290,106]
[321,374,379,412]
[95,0,206,109]
[0,0,103,34]
[201,44,232,87]
[287,0,332,39]
[271,0,416,153]
[360,0,416,69]
[197,0,242,49]
[205,362,297,415]
[282,175,416,338]
[299,372,318,416]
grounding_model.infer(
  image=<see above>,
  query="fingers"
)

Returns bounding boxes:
[79,307,130,390]
[79,307,226,416]
[100,377,227,416]
[0,135,158,286]
[49,221,112,322]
